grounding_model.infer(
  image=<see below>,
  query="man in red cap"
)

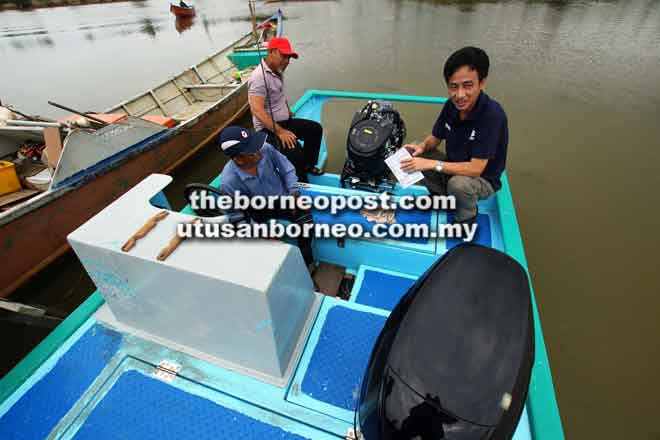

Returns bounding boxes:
[247,37,323,182]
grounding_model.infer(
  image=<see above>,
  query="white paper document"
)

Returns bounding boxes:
[384,148,424,188]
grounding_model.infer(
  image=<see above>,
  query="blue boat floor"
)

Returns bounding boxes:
[72,370,312,440]
[350,265,418,311]
[0,293,533,440]
[0,207,519,439]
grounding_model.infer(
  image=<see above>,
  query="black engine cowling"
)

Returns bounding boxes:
[341,100,406,192]
[357,244,535,440]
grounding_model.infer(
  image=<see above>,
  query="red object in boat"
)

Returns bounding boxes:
[170,3,195,17]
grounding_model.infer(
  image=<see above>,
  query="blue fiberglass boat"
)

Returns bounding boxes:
[0,90,564,439]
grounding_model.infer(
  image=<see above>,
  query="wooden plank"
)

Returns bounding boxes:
[149,90,170,116]
[192,66,207,84]
[171,79,194,105]
[43,126,63,169]
[152,81,182,103]
[0,189,39,208]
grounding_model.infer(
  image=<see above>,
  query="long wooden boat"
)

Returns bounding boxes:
[0,12,284,299]
[0,90,564,440]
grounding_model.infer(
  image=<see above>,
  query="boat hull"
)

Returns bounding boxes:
[0,87,247,298]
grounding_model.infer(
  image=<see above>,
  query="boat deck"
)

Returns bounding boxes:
[0,192,532,439]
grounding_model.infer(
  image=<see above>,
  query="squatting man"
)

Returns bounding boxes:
[401,46,509,224]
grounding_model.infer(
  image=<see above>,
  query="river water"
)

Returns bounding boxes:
[2,0,660,438]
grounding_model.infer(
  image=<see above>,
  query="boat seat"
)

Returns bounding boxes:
[172,102,214,121]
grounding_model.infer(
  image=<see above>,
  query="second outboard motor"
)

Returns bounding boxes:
[341,100,406,193]
[356,244,535,440]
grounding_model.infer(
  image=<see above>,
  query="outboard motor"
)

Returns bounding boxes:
[341,100,406,192]
[356,244,535,440]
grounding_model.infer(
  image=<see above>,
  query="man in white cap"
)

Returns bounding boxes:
[218,126,314,266]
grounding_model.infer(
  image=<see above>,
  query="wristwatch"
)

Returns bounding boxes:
[434,161,444,173]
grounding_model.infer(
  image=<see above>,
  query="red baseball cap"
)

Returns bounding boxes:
[267,37,299,59]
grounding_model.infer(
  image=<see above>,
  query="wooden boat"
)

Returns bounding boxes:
[0,11,284,299]
[0,90,564,439]
[227,9,283,70]
[169,2,195,18]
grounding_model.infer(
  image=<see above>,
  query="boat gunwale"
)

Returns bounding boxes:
[0,89,564,440]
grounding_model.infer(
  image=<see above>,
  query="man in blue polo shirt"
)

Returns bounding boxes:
[401,47,508,223]
[218,126,314,266]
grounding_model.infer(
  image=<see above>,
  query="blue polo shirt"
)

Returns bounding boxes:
[219,143,298,197]
[431,92,508,190]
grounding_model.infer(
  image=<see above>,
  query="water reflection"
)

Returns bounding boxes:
[175,16,195,34]
[139,17,158,38]
[36,36,54,47]
[0,4,259,51]
[9,39,25,50]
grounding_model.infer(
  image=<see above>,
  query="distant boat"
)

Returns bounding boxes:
[0,10,283,298]
[170,2,195,18]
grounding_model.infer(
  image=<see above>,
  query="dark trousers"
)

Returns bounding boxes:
[248,207,314,266]
[260,118,322,183]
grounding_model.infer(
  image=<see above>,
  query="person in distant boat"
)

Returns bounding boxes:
[179,0,190,8]
[401,47,509,224]
[247,37,323,183]
[218,126,314,267]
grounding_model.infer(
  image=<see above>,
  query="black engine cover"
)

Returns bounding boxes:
[347,119,394,176]
[357,244,535,440]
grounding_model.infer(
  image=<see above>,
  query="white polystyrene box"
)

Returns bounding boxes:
[68,174,318,384]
